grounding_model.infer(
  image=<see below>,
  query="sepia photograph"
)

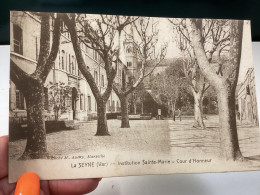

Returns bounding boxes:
[9,11,260,182]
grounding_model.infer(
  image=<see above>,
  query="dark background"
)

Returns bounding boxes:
[0,0,260,44]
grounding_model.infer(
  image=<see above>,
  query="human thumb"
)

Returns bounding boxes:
[14,172,40,195]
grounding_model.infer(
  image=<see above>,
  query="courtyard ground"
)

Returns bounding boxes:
[9,119,171,160]
[9,115,260,163]
[168,115,260,160]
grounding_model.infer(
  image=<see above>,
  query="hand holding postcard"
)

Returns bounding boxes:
[9,11,260,183]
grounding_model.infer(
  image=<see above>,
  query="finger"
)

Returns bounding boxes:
[0,136,8,179]
[0,177,16,195]
[46,178,100,195]
[14,172,40,195]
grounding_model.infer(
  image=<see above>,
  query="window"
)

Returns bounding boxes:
[133,48,136,54]
[128,77,132,84]
[94,71,98,85]
[246,85,250,95]
[122,70,125,81]
[66,95,71,108]
[126,46,131,53]
[65,52,68,71]
[93,50,98,61]
[116,101,120,112]
[16,90,25,110]
[61,56,64,70]
[13,24,23,55]
[69,54,71,73]
[101,75,104,87]
[83,95,86,110]
[44,87,48,110]
[127,62,132,67]
[80,94,84,110]
[88,96,91,111]
[61,50,65,70]
[35,36,38,60]
[71,56,75,74]
[58,50,61,69]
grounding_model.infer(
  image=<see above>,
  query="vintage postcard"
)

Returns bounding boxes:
[9,11,260,183]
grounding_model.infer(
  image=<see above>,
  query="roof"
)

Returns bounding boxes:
[146,90,163,105]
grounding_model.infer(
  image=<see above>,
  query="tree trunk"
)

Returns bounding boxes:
[193,91,205,129]
[217,87,243,160]
[141,100,144,115]
[95,100,110,136]
[167,101,170,118]
[133,102,137,114]
[172,100,176,121]
[20,81,48,160]
[54,106,59,121]
[120,95,130,128]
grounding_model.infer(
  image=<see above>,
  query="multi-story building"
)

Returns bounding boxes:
[9,11,124,123]
[237,68,259,125]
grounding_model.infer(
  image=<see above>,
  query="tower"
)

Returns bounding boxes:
[124,24,139,82]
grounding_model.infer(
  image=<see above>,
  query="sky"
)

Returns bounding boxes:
[156,18,181,59]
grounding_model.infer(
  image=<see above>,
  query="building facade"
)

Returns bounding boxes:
[237,68,259,125]
[10,11,124,123]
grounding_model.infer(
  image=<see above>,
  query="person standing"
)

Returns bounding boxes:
[158,109,162,120]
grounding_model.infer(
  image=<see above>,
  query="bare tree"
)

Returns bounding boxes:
[170,19,210,128]
[189,19,244,160]
[62,14,135,135]
[113,17,167,128]
[180,40,209,128]
[10,13,61,159]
